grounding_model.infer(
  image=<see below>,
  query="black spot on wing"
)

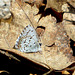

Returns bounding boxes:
[30,37,32,39]
[21,32,23,35]
[26,45,28,47]
[24,40,26,43]
[23,30,25,33]
[24,27,26,30]
[30,45,32,47]
[39,43,42,46]
[24,47,25,50]
[29,40,31,42]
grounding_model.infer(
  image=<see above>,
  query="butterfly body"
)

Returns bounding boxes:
[15,25,41,52]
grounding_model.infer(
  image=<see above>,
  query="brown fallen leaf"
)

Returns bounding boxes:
[38,15,57,46]
[67,0,75,8]
[0,0,11,19]
[63,21,75,41]
[72,70,75,75]
[36,27,45,37]
[46,0,67,12]
[74,42,75,46]
[63,13,75,21]
[0,0,75,73]
[62,3,70,12]
[37,7,64,23]
[61,70,70,75]
[18,0,45,8]
[62,1,75,41]
[55,22,73,58]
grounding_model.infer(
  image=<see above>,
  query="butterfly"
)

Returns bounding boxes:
[14,25,41,52]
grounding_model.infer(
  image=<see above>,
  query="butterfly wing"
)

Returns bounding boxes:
[14,25,41,52]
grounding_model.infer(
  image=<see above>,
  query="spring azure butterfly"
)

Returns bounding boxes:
[14,25,41,52]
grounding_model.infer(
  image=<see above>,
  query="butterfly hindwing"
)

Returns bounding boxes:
[14,25,41,52]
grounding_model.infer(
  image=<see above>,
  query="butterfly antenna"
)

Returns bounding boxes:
[15,0,34,27]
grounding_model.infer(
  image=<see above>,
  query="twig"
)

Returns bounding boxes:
[0,50,20,62]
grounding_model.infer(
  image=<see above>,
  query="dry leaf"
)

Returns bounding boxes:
[72,70,75,75]
[62,3,70,12]
[62,1,75,41]
[63,13,75,21]
[62,70,70,75]
[46,0,67,12]
[63,21,75,41]
[21,0,45,8]
[38,15,57,46]
[0,0,11,19]
[36,27,45,37]
[67,0,75,8]
[0,0,75,72]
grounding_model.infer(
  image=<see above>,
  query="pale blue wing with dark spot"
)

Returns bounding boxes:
[14,25,41,52]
